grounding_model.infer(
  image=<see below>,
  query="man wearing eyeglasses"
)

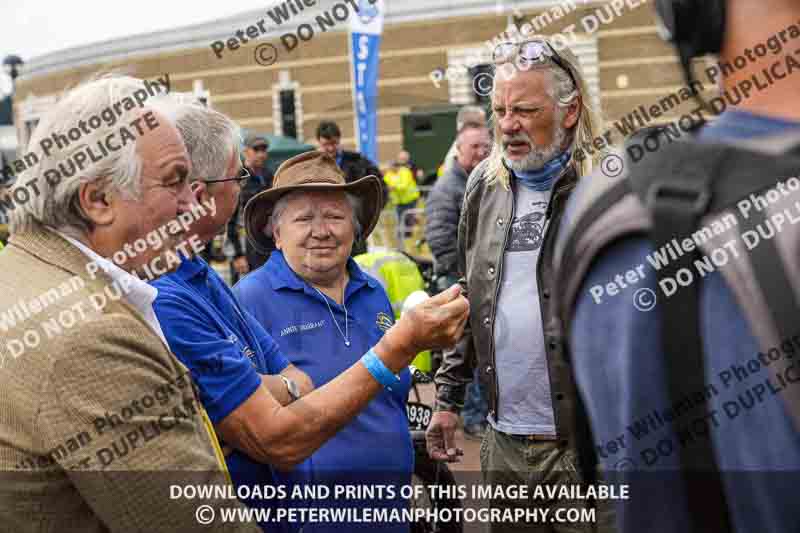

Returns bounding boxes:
[427,37,607,532]
[152,103,471,532]
[227,134,275,282]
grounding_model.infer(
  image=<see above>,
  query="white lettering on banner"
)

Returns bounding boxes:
[357,62,367,87]
[355,34,370,144]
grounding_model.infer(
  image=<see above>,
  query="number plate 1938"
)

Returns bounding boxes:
[406,402,433,430]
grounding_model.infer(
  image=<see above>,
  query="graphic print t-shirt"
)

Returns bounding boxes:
[491,185,556,435]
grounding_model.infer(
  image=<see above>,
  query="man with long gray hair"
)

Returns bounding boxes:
[426,37,606,531]
[0,75,263,531]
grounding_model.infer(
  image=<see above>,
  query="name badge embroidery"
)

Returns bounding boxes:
[280,319,326,337]
[228,334,256,361]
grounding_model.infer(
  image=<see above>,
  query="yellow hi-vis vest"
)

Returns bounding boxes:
[354,250,431,371]
[383,166,420,206]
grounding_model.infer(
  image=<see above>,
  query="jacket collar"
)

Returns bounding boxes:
[497,158,578,220]
[10,222,111,281]
[451,160,469,181]
[7,223,159,332]
[56,230,161,321]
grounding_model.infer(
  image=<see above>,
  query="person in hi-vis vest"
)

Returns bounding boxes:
[355,247,432,372]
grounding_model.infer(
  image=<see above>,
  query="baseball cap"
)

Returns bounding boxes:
[244,134,269,149]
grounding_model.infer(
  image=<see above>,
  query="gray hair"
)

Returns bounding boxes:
[9,74,178,236]
[456,105,487,132]
[485,36,601,188]
[268,190,362,242]
[160,102,241,182]
[456,122,489,145]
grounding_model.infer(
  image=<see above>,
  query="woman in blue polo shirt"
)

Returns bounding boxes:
[234,151,412,532]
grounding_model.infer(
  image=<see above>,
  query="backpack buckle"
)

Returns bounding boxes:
[646,181,711,216]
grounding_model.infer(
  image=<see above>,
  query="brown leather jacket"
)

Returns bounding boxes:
[434,159,581,446]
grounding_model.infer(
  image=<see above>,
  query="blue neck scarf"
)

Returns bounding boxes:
[513,151,571,191]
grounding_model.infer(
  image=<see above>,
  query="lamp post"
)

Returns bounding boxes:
[1,55,23,191]
[0,55,23,238]
[1,55,24,126]
[3,55,23,84]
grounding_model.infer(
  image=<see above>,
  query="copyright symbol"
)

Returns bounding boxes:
[632,288,657,312]
[473,72,494,97]
[196,504,215,525]
[254,43,278,66]
[601,154,624,178]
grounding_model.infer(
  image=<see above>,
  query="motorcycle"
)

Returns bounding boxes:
[407,365,463,533]
[402,253,463,533]
[400,247,448,376]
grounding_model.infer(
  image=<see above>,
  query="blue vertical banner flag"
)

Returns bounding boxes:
[349,0,384,164]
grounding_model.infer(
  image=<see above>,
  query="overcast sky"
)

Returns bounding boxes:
[1,1,279,62]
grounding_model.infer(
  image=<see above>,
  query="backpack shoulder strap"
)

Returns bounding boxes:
[628,141,732,533]
[698,132,800,437]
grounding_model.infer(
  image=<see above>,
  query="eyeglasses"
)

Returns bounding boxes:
[492,40,577,89]
[204,166,251,184]
[250,145,268,152]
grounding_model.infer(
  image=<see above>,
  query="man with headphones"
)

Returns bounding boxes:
[555,1,800,532]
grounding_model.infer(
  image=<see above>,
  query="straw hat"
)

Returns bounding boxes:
[244,150,384,254]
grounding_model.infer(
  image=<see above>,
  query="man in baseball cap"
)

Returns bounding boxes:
[227,134,275,282]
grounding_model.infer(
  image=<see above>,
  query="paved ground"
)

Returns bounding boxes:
[414,382,486,533]
[412,382,482,474]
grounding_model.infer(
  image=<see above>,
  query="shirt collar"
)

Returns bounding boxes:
[174,254,209,282]
[267,250,377,294]
[55,230,160,315]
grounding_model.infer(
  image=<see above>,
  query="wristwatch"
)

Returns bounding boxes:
[280,375,301,402]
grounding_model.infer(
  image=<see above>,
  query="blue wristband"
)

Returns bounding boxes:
[361,348,401,391]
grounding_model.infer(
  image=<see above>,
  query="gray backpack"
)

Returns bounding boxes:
[557,130,800,532]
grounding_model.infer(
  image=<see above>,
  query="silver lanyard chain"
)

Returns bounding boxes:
[313,286,350,347]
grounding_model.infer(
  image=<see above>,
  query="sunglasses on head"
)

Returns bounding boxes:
[492,40,578,88]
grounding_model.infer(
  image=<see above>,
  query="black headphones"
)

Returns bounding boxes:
[655,0,727,99]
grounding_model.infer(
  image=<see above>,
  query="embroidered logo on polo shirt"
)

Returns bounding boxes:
[228,334,256,361]
[376,312,393,332]
[280,319,326,337]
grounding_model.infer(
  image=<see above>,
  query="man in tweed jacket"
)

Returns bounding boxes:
[0,76,259,532]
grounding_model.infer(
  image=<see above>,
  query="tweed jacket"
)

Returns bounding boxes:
[0,225,258,532]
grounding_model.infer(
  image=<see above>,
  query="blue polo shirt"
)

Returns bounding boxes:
[566,110,800,532]
[151,256,311,533]
[234,250,413,531]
